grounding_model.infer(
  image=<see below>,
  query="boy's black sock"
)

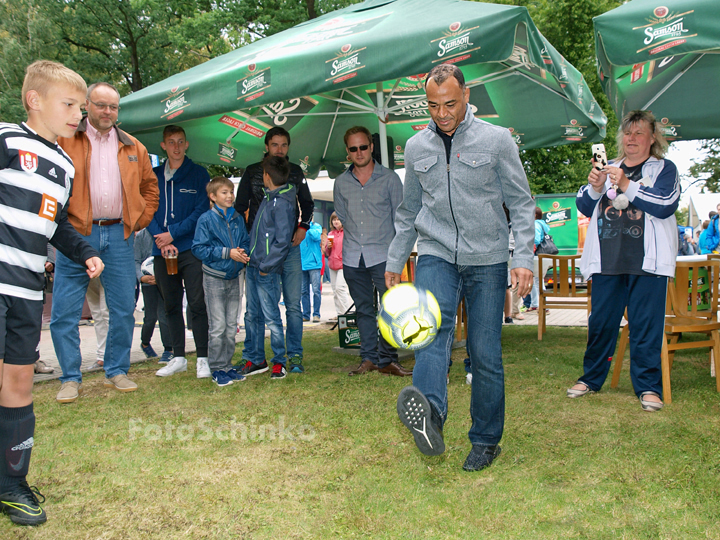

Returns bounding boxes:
[0,403,35,490]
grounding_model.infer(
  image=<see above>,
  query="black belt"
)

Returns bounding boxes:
[92,219,122,226]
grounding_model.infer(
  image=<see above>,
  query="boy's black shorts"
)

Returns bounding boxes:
[0,293,42,365]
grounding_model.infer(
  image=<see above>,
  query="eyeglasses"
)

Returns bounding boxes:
[89,100,120,112]
[347,144,369,153]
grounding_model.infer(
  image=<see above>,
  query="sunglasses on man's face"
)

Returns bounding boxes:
[347,144,370,153]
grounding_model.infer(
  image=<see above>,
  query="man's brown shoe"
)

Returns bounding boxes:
[56,381,82,403]
[378,362,413,377]
[349,360,378,376]
[34,360,54,374]
[104,374,138,392]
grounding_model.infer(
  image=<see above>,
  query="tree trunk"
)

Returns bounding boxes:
[306,0,316,20]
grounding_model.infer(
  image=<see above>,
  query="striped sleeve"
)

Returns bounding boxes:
[624,159,680,219]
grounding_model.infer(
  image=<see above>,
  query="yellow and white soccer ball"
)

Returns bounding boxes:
[378,283,441,351]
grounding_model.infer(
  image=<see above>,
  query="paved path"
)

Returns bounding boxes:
[35,286,590,383]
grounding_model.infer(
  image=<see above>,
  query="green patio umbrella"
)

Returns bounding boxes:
[119,0,606,178]
[594,0,720,141]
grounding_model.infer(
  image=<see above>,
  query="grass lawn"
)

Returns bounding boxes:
[5,325,720,539]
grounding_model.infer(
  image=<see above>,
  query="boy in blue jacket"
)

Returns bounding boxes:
[247,156,296,379]
[192,177,250,386]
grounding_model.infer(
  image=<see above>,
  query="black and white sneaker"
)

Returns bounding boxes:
[397,386,445,456]
[270,364,287,379]
[0,481,47,525]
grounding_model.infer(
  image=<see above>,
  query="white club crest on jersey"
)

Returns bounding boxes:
[19,150,38,173]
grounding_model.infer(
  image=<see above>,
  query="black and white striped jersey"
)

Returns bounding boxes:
[0,122,98,301]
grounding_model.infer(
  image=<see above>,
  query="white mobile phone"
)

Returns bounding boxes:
[591,144,607,170]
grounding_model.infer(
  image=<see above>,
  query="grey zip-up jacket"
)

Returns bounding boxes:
[386,105,535,274]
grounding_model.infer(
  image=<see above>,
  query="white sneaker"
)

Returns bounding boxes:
[156,357,187,377]
[196,357,211,378]
[466,373,473,385]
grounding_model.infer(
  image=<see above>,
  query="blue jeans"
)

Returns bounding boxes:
[242,268,265,364]
[579,274,667,398]
[203,274,240,372]
[247,266,286,365]
[301,268,322,319]
[530,276,540,308]
[343,257,397,367]
[243,244,303,364]
[51,223,136,382]
[414,255,506,446]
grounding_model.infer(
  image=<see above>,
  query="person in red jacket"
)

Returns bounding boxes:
[324,212,352,318]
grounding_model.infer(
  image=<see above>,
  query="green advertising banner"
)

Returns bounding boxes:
[535,194,579,255]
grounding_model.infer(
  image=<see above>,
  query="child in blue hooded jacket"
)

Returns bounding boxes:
[192,177,250,386]
[247,156,296,379]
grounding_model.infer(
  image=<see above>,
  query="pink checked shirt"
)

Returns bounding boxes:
[86,121,123,219]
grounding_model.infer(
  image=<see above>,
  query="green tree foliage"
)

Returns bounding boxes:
[0,0,61,123]
[675,205,689,226]
[689,139,720,193]
[0,0,361,129]
[506,0,624,195]
[43,0,245,93]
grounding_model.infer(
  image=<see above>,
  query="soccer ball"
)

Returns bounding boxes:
[377,283,441,350]
[141,256,155,276]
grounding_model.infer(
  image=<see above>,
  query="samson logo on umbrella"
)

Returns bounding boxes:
[237,66,272,101]
[162,87,190,120]
[326,44,366,83]
[431,22,481,62]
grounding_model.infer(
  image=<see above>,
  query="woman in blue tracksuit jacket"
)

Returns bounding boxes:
[568,110,680,412]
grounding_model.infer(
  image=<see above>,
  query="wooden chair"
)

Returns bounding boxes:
[611,259,720,404]
[537,254,591,340]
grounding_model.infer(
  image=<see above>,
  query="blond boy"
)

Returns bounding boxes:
[0,60,103,526]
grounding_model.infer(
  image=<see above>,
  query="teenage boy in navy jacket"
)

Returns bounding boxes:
[148,125,211,379]
[192,177,250,387]
[247,156,296,379]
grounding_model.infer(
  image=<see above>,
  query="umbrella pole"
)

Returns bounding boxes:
[375,82,390,168]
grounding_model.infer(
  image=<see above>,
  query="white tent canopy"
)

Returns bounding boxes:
[688,193,720,229]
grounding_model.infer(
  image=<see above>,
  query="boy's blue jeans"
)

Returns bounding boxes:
[243,245,302,364]
[246,266,286,366]
[203,274,240,372]
[301,268,322,319]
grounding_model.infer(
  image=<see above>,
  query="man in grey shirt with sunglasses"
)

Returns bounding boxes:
[333,126,411,378]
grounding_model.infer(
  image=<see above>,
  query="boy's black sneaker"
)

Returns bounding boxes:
[239,360,269,376]
[270,364,287,379]
[0,481,47,526]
